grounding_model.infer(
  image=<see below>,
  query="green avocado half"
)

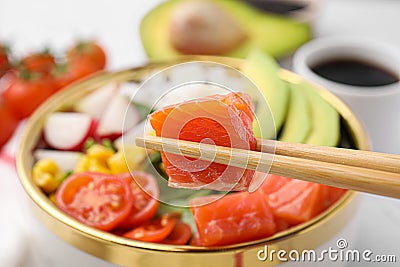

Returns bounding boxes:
[140,0,312,60]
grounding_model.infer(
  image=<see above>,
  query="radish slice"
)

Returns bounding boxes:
[113,120,152,150]
[74,83,118,120]
[44,112,96,151]
[96,95,141,140]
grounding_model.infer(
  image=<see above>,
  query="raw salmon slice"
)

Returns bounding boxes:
[267,179,329,225]
[149,93,257,191]
[190,191,276,246]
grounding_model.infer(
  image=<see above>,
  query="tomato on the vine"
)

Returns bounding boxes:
[67,41,106,71]
[54,57,99,91]
[0,103,19,148]
[2,71,55,119]
[0,44,11,77]
[55,172,133,231]
[20,50,56,74]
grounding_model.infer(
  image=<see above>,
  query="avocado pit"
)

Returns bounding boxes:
[169,0,247,55]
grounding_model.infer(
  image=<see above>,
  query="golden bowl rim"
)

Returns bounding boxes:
[16,56,370,253]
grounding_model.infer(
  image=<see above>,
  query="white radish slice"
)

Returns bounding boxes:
[34,149,83,172]
[44,112,96,151]
[118,82,140,101]
[74,83,118,120]
[96,95,141,140]
[113,120,153,150]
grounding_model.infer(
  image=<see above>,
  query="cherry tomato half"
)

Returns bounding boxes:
[55,172,133,231]
[161,222,192,245]
[117,171,160,229]
[123,214,176,242]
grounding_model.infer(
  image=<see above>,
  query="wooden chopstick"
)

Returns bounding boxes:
[135,136,400,199]
[256,138,400,174]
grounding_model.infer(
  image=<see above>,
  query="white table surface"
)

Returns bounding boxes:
[0,0,399,266]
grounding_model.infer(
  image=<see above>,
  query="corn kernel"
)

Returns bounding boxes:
[108,145,147,174]
[87,158,112,174]
[75,145,116,174]
[33,159,59,174]
[87,144,114,162]
[75,155,90,173]
[108,151,129,174]
[32,159,62,194]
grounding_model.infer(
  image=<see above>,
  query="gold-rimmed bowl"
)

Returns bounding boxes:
[17,57,369,267]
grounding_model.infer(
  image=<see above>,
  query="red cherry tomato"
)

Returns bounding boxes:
[20,51,56,74]
[55,172,133,231]
[67,41,106,71]
[118,171,160,229]
[123,214,176,242]
[0,45,12,77]
[2,72,55,119]
[54,41,106,91]
[54,58,98,91]
[0,103,19,148]
[161,222,192,245]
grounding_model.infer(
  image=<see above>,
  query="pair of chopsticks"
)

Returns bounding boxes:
[135,136,400,199]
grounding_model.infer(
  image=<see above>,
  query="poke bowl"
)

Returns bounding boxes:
[17,56,369,267]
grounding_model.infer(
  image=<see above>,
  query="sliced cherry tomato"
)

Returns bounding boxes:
[0,44,11,77]
[190,191,276,246]
[55,172,133,231]
[161,222,192,245]
[2,71,55,119]
[67,41,106,71]
[0,103,19,148]
[20,50,56,74]
[117,171,160,229]
[123,214,176,242]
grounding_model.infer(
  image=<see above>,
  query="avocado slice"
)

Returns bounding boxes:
[302,84,341,146]
[279,82,312,143]
[140,0,312,60]
[242,48,290,139]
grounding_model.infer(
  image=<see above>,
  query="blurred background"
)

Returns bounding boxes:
[1,0,399,69]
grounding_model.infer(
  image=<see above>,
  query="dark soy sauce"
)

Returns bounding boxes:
[243,0,306,15]
[311,59,399,87]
